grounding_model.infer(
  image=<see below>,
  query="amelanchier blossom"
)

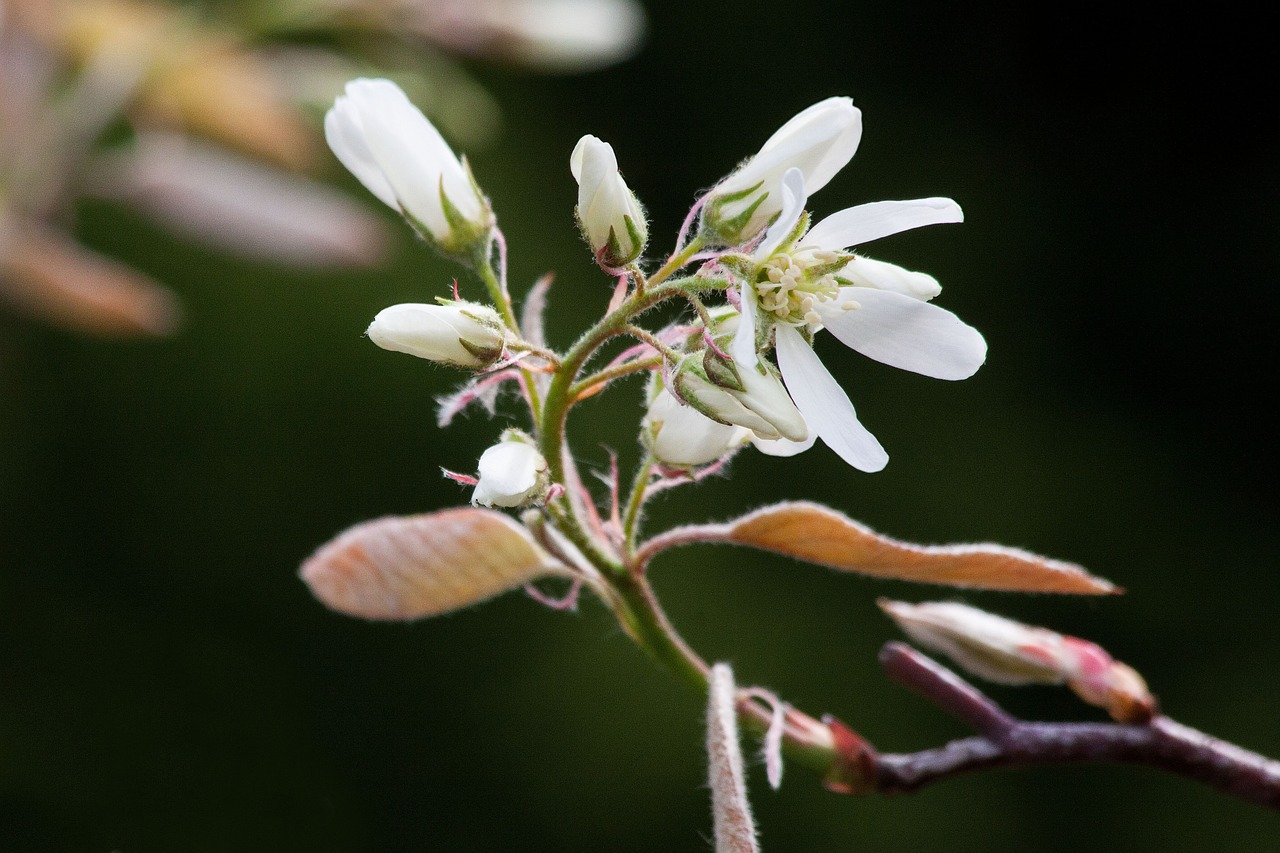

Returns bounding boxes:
[731,168,986,472]
[367,300,506,368]
[701,97,861,245]
[642,386,750,468]
[471,431,549,508]
[570,134,647,267]
[325,78,492,256]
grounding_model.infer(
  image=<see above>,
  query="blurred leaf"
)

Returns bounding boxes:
[0,223,180,336]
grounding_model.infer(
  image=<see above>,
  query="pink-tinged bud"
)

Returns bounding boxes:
[471,431,549,508]
[879,599,1156,722]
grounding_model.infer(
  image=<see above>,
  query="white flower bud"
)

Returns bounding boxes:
[367,301,506,368]
[324,78,492,256]
[472,432,549,508]
[642,388,750,468]
[570,134,647,267]
[702,97,861,245]
[674,357,808,443]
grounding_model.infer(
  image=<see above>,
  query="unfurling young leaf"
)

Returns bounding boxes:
[300,508,568,620]
[880,599,1157,722]
[723,502,1117,594]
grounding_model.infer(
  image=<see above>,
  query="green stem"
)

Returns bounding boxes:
[607,569,839,777]
[474,255,543,419]
[648,235,707,287]
[569,355,663,400]
[621,456,654,553]
[525,262,840,782]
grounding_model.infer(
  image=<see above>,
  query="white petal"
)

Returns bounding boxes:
[751,97,862,194]
[775,326,887,472]
[805,198,963,250]
[840,255,942,302]
[324,99,398,209]
[821,288,987,380]
[754,167,807,260]
[730,283,759,369]
[750,430,817,457]
[348,79,481,235]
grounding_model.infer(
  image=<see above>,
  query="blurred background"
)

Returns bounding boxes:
[3,1,1278,850]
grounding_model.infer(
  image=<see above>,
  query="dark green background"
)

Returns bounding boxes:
[3,3,1278,850]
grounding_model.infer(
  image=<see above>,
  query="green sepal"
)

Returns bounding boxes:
[701,180,766,244]
[458,338,504,368]
[703,348,745,393]
[670,358,737,428]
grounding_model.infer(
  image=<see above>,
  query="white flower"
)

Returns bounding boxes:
[472,433,549,508]
[324,78,491,253]
[731,168,986,472]
[642,387,750,468]
[570,134,647,267]
[702,97,861,244]
[367,301,506,368]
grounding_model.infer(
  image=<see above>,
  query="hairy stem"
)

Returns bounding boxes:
[648,235,707,287]
[569,354,663,400]
[474,253,542,419]
[621,455,654,553]
[858,643,1280,809]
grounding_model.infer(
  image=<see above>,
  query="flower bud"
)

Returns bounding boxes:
[673,355,808,443]
[570,134,647,267]
[642,387,750,468]
[367,301,506,368]
[325,78,493,257]
[472,431,550,508]
[880,600,1157,723]
[701,97,861,245]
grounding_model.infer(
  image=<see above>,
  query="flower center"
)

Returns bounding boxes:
[753,249,846,329]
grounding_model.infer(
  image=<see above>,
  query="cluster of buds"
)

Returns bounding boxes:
[880,600,1157,723]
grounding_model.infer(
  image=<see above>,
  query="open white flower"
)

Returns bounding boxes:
[570,134,647,267]
[325,78,491,254]
[731,168,986,472]
[702,97,861,244]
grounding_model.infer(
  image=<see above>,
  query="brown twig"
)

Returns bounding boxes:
[826,643,1280,810]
